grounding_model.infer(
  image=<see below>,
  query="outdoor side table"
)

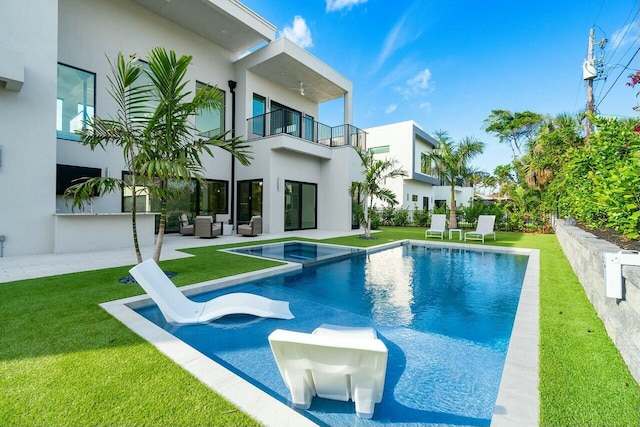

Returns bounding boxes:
[449,228,463,240]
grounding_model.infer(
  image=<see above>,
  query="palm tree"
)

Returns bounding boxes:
[67,48,252,263]
[142,47,252,262]
[425,131,484,229]
[349,148,407,238]
[67,52,152,263]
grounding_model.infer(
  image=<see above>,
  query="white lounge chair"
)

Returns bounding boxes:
[464,215,497,243]
[425,214,447,239]
[129,259,294,324]
[268,324,388,419]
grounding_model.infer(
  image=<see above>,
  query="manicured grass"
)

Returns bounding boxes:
[1,230,638,426]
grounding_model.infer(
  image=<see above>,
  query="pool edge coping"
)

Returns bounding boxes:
[101,239,539,427]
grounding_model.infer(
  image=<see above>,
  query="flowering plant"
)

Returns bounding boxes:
[626,71,640,113]
[627,71,640,86]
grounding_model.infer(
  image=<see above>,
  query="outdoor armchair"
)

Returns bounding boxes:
[179,214,194,236]
[238,215,262,236]
[194,215,222,238]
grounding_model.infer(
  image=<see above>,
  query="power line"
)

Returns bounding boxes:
[596,45,640,108]
[592,0,607,26]
[602,6,639,68]
[596,32,640,103]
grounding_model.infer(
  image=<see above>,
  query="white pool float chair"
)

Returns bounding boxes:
[129,259,294,324]
[268,324,388,419]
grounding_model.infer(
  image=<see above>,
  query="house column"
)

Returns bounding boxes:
[343,91,353,125]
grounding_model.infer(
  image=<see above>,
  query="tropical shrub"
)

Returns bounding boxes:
[369,207,381,230]
[393,207,410,226]
[552,115,640,238]
[381,205,396,226]
[412,207,431,227]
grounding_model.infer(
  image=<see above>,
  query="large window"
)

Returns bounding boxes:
[370,146,390,155]
[122,173,228,232]
[252,94,266,136]
[420,152,433,175]
[56,64,95,141]
[200,180,228,214]
[285,181,317,231]
[195,82,225,138]
[303,114,314,141]
[132,60,157,119]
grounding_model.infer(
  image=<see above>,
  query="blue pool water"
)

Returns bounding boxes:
[137,244,528,426]
[228,241,364,266]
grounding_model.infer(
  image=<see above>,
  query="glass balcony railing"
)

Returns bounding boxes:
[247,108,366,150]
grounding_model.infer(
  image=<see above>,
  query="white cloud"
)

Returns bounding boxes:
[281,16,313,48]
[610,23,639,50]
[408,68,432,91]
[326,0,367,12]
[385,104,397,114]
[396,68,433,98]
[372,15,407,74]
[419,102,431,113]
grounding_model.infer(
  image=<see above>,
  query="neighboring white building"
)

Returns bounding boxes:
[366,120,474,212]
[0,0,364,256]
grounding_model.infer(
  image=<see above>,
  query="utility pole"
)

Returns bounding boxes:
[583,27,596,138]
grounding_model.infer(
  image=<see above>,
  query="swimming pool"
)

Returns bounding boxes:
[227,241,364,267]
[136,242,529,426]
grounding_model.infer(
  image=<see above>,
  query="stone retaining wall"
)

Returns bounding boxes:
[555,220,640,384]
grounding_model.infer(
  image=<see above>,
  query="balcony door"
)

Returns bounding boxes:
[271,101,301,137]
[284,181,316,231]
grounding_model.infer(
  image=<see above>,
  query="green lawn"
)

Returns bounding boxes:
[0,229,638,426]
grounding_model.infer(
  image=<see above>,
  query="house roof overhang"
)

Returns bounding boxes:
[132,0,275,55]
[414,125,437,148]
[236,37,351,104]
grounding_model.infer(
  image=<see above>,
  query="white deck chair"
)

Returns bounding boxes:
[129,259,294,324]
[464,215,497,243]
[268,324,388,419]
[425,214,447,239]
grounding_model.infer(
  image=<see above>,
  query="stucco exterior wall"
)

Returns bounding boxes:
[0,0,58,256]
[57,0,235,216]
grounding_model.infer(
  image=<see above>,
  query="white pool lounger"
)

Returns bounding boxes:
[268,324,388,419]
[129,259,294,324]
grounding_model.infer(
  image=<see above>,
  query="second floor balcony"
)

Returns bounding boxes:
[247,108,366,151]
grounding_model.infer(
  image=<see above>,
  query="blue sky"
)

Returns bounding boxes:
[241,0,640,174]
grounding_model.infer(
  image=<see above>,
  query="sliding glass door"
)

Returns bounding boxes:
[285,181,317,231]
[237,179,263,224]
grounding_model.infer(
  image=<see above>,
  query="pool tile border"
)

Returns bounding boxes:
[102,240,539,427]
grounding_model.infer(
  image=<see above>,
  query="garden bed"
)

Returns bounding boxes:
[578,222,640,251]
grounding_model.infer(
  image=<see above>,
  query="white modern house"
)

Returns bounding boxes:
[0,0,364,257]
[366,120,474,212]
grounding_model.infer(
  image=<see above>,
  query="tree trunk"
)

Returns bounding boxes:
[363,196,371,238]
[449,184,457,229]
[152,197,167,263]
[130,172,143,264]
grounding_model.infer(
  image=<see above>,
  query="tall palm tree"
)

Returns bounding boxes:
[349,148,407,238]
[68,48,252,263]
[425,131,484,228]
[142,47,252,262]
[68,53,152,263]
